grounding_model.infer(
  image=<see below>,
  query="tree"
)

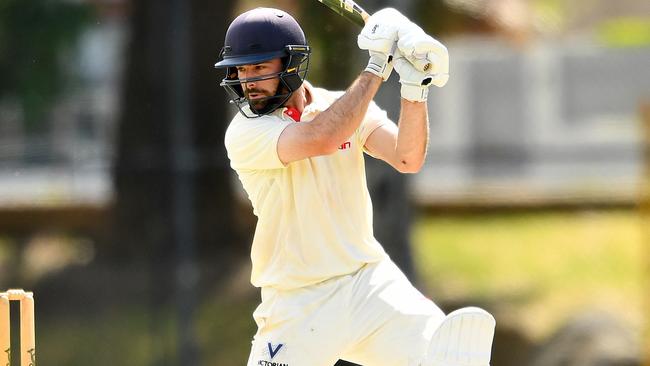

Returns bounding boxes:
[112,0,243,364]
[112,0,244,270]
[0,0,90,133]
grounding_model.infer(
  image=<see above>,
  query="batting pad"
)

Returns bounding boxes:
[424,307,496,366]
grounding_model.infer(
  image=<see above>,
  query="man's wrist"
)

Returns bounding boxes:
[400,84,428,102]
[400,93,427,104]
[360,70,385,83]
[364,52,393,81]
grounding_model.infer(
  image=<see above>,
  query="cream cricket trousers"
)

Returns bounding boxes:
[246,258,445,366]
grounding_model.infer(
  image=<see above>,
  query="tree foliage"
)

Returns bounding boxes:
[0,0,91,131]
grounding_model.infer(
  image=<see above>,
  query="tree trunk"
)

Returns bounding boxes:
[112,0,242,364]
[111,0,243,274]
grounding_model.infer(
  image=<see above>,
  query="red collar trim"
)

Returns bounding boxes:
[284,107,302,122]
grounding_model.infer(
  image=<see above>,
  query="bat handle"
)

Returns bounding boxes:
[361,11,370,23]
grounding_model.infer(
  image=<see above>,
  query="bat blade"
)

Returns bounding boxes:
[317,0,369,27]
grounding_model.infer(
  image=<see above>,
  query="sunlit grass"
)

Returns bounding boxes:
[198,295,258,366]
[599,17,650,47]
[38,306,154,366]
[4,210,646,365]
[412,209,646,339]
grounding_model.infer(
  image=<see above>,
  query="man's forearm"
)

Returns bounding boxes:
[310,72,382,150]
[395,99,429,171]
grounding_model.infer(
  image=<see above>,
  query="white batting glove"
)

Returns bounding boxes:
[393,52,434,102]
[398,32,449,87]
[358,8,408,54]
[357,8,409,81]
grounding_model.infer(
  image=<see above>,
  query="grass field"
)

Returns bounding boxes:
[412,209,647,340]
[8,208,649,365]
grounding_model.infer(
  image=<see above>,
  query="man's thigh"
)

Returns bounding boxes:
[247,276,356,366]
[342,310,441,366]
[342,260,445,366]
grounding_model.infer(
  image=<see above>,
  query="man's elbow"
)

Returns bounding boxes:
[395,159,424,174]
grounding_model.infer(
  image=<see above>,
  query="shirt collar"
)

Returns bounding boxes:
[274,81,327,121]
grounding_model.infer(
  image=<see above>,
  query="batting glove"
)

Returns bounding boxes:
[363,51,394,81]
[398,31,449,87]
[357,8,409,81]
[358,8,408,54]
[393,52,434,102]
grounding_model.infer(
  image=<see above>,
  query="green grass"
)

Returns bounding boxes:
[0,236,12,266]
[38,306,155,366]
[412,209,647,339]
[5,209,647,365]
[34,299,257,366]
[198,295,258,366]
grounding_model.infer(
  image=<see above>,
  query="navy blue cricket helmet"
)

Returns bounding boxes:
[215,8,311,117]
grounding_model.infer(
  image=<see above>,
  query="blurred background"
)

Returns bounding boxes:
[0,0,649,365]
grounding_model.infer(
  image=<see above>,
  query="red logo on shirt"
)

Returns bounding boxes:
[339,141,351,150]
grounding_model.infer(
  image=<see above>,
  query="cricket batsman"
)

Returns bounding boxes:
[214,7,496,366]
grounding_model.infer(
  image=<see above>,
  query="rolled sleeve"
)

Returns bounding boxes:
[358,100,391,154]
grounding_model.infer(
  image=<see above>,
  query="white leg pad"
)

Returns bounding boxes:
[424,307,496,366]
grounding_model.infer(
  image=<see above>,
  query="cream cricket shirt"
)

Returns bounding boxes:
[225,82,390,290]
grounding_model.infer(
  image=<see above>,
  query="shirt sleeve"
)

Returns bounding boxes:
[357,100,392,154]
[225,115,292,170]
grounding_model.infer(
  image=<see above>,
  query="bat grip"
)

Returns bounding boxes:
[361,11,370,23]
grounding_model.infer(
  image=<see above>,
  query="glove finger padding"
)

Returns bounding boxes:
[357,8,408,54]
[399,33,449,87]
[403,54,449,87]
[398,32,445,58]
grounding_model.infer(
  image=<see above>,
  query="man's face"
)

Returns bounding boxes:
[236,58,283,111]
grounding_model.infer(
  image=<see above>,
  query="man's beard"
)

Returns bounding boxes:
[245,87,276,111]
